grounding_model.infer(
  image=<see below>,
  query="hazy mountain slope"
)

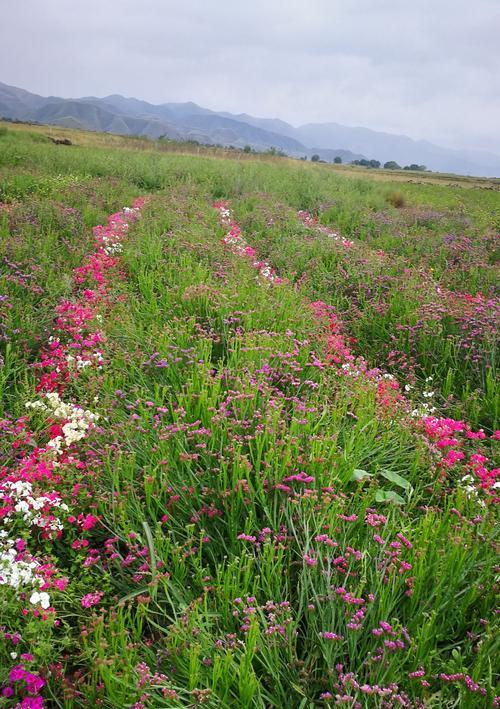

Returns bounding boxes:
[0,82,48,117]
[33,100,117,132]
[175,113,307,152]
[217,111,298,138]
[295,122,500,176]
[70,95,310,153]
[32,99,182,139]
[308,147,365,162]
[1,80,499,175]
[0,82,315,154]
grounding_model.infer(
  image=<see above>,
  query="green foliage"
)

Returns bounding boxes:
[404,163,427,171]
[352,158,381,168]
[1,124,498,707]
[384,160,401,170]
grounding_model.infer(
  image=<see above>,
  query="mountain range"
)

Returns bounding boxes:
[1,81,499,177]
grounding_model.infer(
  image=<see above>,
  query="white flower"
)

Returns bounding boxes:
[0,538,40,590]
[29,590,51,609]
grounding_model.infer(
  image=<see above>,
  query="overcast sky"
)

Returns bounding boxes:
[2,0,499,154]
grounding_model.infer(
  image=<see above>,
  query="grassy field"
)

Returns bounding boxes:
[0,123,498,707]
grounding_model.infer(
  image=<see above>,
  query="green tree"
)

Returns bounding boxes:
[384,160,401,170]
[311,154,320,162]
[334,156,342,164]
[353,159,369,167]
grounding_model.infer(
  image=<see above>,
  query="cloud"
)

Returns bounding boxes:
[1,0,499,153]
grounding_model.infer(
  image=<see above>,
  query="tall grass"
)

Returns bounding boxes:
[0,125,498,708]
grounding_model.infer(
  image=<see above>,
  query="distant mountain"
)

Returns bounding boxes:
[0,81,362,163]
[1,81,499,176]
[0,82,48,115]
[31,99,182,140]
[217,111,298,138]
[292,123,500,176]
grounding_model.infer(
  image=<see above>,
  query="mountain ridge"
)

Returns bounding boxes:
[1,81,499,176]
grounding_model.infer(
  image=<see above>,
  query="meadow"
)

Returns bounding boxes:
[0,122,498,708]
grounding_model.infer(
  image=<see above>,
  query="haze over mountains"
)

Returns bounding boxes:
[1,81,499,177]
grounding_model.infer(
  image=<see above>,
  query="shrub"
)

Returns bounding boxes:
[386,190,407,208]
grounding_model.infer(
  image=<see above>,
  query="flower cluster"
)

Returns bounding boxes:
[420,415,499,500]
[1,198,145,705]
[231,596,296,638]
[213,201,283,283]
[297,209,353,247]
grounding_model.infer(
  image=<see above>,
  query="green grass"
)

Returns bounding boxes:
[0,124,498,708]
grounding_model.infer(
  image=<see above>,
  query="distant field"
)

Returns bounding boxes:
[3,119,500,189]
[0,122,498,707]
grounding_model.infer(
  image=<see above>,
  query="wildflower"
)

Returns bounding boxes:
[81,591,104,608]
[320,631,343,640]
[29,591,51,609]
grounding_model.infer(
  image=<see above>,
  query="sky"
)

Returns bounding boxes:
[2,0,500,155]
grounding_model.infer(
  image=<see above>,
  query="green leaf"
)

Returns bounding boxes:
[379,469,412,491]
[351,468,373,482]
[375,489,405,505]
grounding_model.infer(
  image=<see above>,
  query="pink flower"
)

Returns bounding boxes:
[25,673,45,693]
[303,553,317,566]
[9,665,26,681]
[81,591,104,608]
[320,631,343,640]
[81,514,98,530]
[21,697,44,709]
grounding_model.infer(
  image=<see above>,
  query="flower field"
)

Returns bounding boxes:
[0,124,498,707]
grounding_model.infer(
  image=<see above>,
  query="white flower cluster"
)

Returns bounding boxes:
[0,533,50,607]
[26,392,99,454]
[102,240,123,256]
[217,207,232,225]
[99,211,139,254]
[259,264,274,280]
[410,379,437,418]
[0,480,68,533]
[410,402,437,418]
[122,206,140,216]
[459,475,486,507]
[0,533,39,589]
[341,362,361,378]
[29,590,51,609]
[66,350,104,370]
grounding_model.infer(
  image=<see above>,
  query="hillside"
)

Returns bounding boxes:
[0,81,335,159]
[0,123,498,707]
[3,80,500,175]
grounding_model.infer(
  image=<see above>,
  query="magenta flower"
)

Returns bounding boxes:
[9,664,26,682]
[320,632,343,641]
[81,591,104,608]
